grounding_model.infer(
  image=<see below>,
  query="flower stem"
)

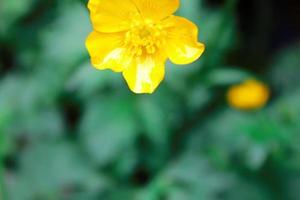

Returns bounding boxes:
[0,131,7,200]
[0,157,5,200]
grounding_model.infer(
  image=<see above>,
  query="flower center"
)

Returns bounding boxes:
[125,19,166,56]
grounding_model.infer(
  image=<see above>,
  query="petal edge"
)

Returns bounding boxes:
[122,55,166,94]
[88,0,139,32]
[131,0,179,21]
[164,16,205,65]
[85,31,129,72]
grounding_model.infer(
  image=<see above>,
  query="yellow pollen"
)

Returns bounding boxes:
[125,19,165,56]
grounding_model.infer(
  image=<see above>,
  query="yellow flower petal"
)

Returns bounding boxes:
[88,0,139,32]
[122,54,166,94]
[131,0,179,21]
[85,31,130,72]
[163,16,205,65]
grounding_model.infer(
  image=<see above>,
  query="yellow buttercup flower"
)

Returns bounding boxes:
[227,79,270,110]
[86,0,205,94]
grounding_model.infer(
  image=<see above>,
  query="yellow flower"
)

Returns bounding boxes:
[86,0,205,94]
[227,79,270,110]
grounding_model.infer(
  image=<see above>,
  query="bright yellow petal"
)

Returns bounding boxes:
[163,16,205,65]
[122,55,166,94]
[131,0,179,21]
[86,31,131,72]
[88,0,139,32]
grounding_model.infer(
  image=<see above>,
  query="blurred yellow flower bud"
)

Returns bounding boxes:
[227,79,270,110]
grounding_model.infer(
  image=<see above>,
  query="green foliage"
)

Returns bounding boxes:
[1,0,300,200]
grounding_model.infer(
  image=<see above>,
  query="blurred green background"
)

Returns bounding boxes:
[1,0,300,199]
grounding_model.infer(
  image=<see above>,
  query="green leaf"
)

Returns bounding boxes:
[206,67,252,86]
[269,42,300,93]
[0,0,34,36]
[6,142,108,200]
[80,95,138,167]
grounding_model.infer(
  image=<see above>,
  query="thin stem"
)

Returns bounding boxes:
[0,155,5,200]
[0,124,10,200]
